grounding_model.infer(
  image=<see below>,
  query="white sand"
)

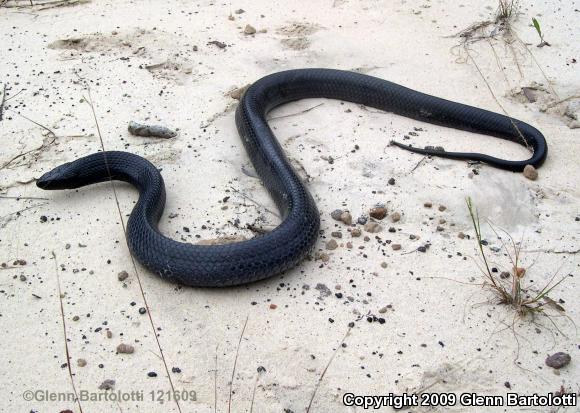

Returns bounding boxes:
[0,0,578,412]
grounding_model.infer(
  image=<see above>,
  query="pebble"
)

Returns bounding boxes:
[117,271,129,281]
[417,245,428,253]
[370,207,388,220]
[147,372,158,378]
[523,164,538,180]
[545,352,571,369]
[340,211,353,225]
[436,226,444,232]
[391,244,402,251]
[391,212,401,222]
[331,231,342,238]
[316,252,330,262]
[500,271,511,279]
[77,359,87,367]
[138,307,147,315]
[106,330,112,339]
[72,315,80,321]
[331,209,343,220]
[269,304,277,310]
[346,242,353,249]
[423,202,432,208]
[172,367,182,373]
[244,24,256,35]
[458,232,465,239]
[351,228,362,237]
[380,262,387,268]
[326,239,338,250]
[357,216,368,225]
[388,177,396,185]
[438,205,447,212]
[117,343,135,354]
[99,379,115,390]
[364,222,382,233]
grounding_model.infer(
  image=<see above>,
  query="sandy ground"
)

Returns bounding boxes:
[1,0,579,412]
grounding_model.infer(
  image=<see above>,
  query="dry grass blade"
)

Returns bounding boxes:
[52,251,84,413]
[228,315,249,413]
[81,85,183,413]
[306,326,352,412]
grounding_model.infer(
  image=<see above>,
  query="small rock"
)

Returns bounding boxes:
[424,202,432,208]
[351,228,362,237]
[269,303,277,309]
[545,352,571,369]
[523,164,538,180]
[235,8,245,14]
[458,232,465,239]
[370,207,388,220]
[99,379,115,390]
[172,367,182,373]
[106,330,112,339]
[77,359,87,367]
[315,252,330,262]
[117,270,129,281]
[331,231,342,238]
[380,262,387,268]
[148,371,158,378]
[326,239,338,250]
[340,211,352,225]
[330,209,343,220]
[117,343,135,354]
[436,226,444,232]
[388,177,396,185]
[364,222,382,233]
[391,212,401,222]
[227,84,251,100]
[391,244,402,251]
[346,242,353,249]
[500,271,511,279]
[138,307,147,315]
[357,216,368,225]
[438,205,447,212]
[244,24,256,35]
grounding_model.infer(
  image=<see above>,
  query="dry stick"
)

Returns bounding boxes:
[228,186,280,219]
[52,251,83,413]
[82,89,183,413]
[268,103,324,121]
[306,326,352,413]
[228,315,249,413]
[0,83,7,121]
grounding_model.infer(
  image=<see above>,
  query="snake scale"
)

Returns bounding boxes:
[37,69,547,286]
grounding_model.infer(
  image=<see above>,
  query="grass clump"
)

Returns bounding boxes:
[496,0,520,23]
[466,197,568,317]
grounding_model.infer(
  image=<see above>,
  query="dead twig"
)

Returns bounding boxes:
[229,186,280,219]
[268,103,324,121]
[0,83,7,121]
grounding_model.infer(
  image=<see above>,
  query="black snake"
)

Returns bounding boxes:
[37,69,547,286]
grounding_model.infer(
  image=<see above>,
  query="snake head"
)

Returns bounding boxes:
[36,162,80,190]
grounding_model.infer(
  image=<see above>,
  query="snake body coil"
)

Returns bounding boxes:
[37,69,547,286]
